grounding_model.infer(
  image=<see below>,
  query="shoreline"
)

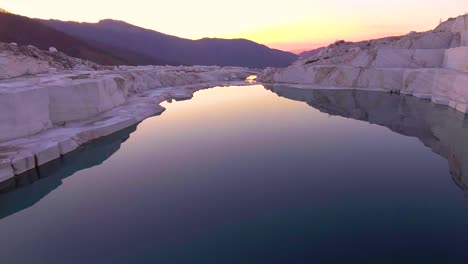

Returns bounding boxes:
[261,81,468,113]
[2,77,467,187]
[0,65,255,184]
[4,83,468,197]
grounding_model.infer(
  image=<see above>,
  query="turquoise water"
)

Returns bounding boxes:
[0,85,467,263]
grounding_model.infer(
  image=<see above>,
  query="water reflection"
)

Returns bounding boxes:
[265,85,468,194]
[0,85,467,263]
[2,85,468,221]
[0,125,137,220]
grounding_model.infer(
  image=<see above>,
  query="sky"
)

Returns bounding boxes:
[1,0,467,52]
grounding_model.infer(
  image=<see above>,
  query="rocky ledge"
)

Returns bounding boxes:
[0,43,255,184]
[259,14,468,112]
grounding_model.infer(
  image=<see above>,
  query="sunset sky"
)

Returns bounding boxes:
[2,0,467,52]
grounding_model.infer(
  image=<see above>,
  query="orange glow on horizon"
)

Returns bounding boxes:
[2,0,467,52]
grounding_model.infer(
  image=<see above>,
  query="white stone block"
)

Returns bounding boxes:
[320,66,361,87]
[432,70,459,99]
[393,32,454,49]
[450,16,468,33]
[0,159,14,183]
[58,139,79,155]
[94,118,138,137]
[455,103,468,113]
[0,88,51,142]
[413,32,454,49]
[402,69,436,95]
[412,93,432,100]
[413,49,445,67]
[348,50,373,67]
[373,49,444,68]
[432,97,451,105]
[356,68,404,91]
[449,73,468,103]
[310,66,336,84]
[170,91,193,101]
[47,76,129,123]
[461,32,468,46]
[11,152,35,175]
[34,143,61,166]
[76,117,137,143]
[444,47,468,72]
[273,65,318,84]
[372,49,415,68]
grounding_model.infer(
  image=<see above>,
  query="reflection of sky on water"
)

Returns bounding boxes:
[0,85,466,263]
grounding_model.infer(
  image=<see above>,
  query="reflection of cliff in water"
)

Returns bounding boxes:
[0,125,137,220]
[265,85,468,195]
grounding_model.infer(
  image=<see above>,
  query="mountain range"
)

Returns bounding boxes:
[0,11,128,65]
[0,10,298,68]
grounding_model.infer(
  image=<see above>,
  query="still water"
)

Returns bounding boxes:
[0,85,467,263]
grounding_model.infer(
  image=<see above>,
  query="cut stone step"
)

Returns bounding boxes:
[444,47,468,72]
[372,49,445,68]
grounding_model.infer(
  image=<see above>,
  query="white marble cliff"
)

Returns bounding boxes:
[259,14,468,112]
[0,42,254,183]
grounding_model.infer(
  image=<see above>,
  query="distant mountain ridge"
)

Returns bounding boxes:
[0,12,130,65]
[41,19,298,68]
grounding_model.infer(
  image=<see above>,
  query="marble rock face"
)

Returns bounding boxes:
[444,47,468,72]
[47,75,129,124]
[258,14,468,113]
[461,32,468,46]
[0,86,51,141]
[372,49,445,68]
[0,53,50,79]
